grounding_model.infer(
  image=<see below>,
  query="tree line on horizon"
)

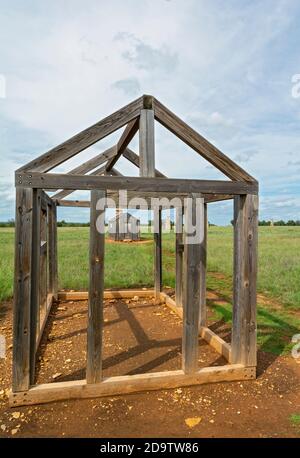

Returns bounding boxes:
[1,218,300,228]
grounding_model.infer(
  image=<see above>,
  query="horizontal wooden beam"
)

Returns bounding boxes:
[58,289,155,301]
[16,173,258,195]
[56,192,234,208]
[17,97,143,173]
[10,364,255,406]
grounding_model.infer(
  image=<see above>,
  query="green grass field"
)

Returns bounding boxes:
[0,226,299,355]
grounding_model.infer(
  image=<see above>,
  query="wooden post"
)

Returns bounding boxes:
[139,107,162,299]
[86,189,106,384]
[48,201,58,299]
[232,194,258,367]
[175,206,184,308]
[29,189,41,384]
[199,203,207,327]
[154,208,162,300]
[12,188,33,391]
[182,194,204,374]
[139,109,155,177]
[39,207,47,320]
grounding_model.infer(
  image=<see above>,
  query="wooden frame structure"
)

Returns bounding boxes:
[11,95,258,406]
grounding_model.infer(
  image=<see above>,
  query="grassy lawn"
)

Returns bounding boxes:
[0,226,299,355]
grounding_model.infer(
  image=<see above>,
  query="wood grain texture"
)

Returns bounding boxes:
[48,201,58,299]
[18,97,143,173]
[139,109,155,177]
[39,207,48,325]
[12,188,33,391]
[199,203,207,327]
[29,189,41,384]
[232,194,258,366]
[10,365,255,406]
[153,98,256,183]
[17,172,258,194]
[86,190,106,384]
[182,194,204,374]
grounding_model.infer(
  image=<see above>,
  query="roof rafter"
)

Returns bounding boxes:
[51,145,117,200]
[17,96,144,173]
[152,97,256,183]
[52,163,118,201]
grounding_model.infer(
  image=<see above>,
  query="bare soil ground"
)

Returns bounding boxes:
[0,292,299,438]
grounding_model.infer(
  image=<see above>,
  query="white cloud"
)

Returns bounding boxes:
[0,0,300,222]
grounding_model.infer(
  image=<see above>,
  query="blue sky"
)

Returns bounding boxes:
[1,0,300,225]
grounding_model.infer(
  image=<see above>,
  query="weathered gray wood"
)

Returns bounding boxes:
[154,208,162,300]
[232,194,258,366]
[86,190,106,384]
[17,172,258,195]
[123,148,166,177]
[29,189,41,383]
[56,192,232,206]
[56,199,91,207]
[39,207,48,321]
[175,206,184,308]
[48,201,58,299]
[51,146,117,200]
[106,118,140,172]
[153,98,256,183]
[199,203,207,327]
[139,109,155,177]
[138,108,161,298]
[12,188,33,391]
[10,364,255,407]
[18,98,143,173]
[52,164,119,201]
[182,194,204,374]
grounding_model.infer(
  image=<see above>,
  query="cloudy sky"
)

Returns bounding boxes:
[1,0,300,224]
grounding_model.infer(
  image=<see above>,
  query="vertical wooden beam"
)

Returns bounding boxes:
[13,188,33,391]
[199,203,207,327]
[86,189,106,384]
[175,206,184,308]
[154,208,162,300]
[39,207,47,320]
[29,189,41,383]
[182,194,204,374]
[232,194,258,367]
[139,109,155,177]
[48,201,58,299]
[139,107,162,299]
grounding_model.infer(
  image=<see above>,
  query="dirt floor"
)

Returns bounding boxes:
[0,291,300,438]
